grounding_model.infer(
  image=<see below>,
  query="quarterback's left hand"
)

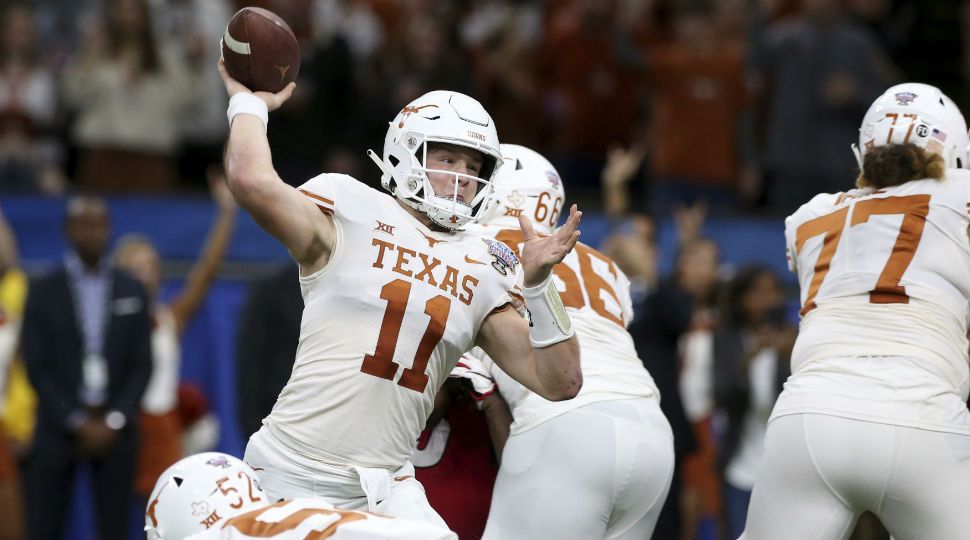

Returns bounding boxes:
[518,204,581,287]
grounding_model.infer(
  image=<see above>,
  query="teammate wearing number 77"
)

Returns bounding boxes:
[217,59,582,528]
[741,82,970,539]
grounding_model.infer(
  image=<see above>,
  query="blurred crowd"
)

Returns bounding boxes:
[0,0,963,538]
[0,0,962,216]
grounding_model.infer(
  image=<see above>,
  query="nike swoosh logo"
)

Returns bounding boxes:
[465,255,486,265]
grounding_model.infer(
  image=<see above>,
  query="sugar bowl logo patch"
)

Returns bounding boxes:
[546,171,561,188]
[206,456,231,469]
[483,238,519,276]
[894,92,917,105]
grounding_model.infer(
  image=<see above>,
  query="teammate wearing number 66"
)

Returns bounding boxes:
[740,83,970,539]
[460,144,674,540]
[217,58,582,530]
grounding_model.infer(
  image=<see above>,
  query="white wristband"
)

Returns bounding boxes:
[227,92,268,131]
[522,274,574,348]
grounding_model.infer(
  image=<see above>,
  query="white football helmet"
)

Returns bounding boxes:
[145,452,266,540]
[853,82,970,170]
[367,90,503,230]
[482,144,566,235]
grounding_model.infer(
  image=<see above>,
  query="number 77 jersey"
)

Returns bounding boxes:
[784,169,970,396]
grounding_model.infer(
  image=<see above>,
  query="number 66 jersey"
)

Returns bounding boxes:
[777,169,970,433]
[262,174,520,469]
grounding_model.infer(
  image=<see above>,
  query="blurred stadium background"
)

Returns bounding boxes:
[0,0,963,539]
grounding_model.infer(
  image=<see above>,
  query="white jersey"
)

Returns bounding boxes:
[187,498,456,540]
[466,225,659,435]
[776,169,970,433]
[264,174,519,468]
[142,307,180,414]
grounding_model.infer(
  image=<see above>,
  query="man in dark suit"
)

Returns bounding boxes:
[21,196,152,540]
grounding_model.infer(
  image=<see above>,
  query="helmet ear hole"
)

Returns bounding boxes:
[173,477,183,487]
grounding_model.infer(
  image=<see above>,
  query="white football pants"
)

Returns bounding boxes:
[482,398,674,540]
[244,426,448,529]
[741,413,970,540]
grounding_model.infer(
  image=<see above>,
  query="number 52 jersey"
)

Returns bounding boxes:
[779,169,970,432]
[263,174,520,469]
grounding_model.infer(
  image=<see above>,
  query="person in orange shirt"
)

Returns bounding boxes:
[642,3,752,214]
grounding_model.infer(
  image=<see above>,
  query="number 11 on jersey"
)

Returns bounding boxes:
[360,279,451,393]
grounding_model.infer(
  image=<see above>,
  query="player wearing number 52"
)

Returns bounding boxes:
[741,83,970,540]
[145,452,456,539]
[461,145,674,540]
[218,58,582,530]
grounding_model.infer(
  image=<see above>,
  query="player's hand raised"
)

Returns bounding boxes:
[518,204,581,287]
[217,58,295,112]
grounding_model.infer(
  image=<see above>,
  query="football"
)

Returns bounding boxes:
[221,7,300,93]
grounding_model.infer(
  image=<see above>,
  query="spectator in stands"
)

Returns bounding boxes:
[462,0,543,149]
[748,0,893,213]
[601,213,658,306]
[713,265,793,538]
[602,149,708,540]
[235,262,302,440]
[149,0,234,187]
[0,202,35,479]
[601,141,652,217]
[620,209,719,540]
[539,0,643,188]
[273,6,361,184]
[642,1,753,214]
[62,0,205,192]
[0,3,64,195]
[113,168,237,498]
[0,204,24,540]
[674,204,725,540]
[20,195,152,540]
[848,0,961,104]
[384,11,472,103]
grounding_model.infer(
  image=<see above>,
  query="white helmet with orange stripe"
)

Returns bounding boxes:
[482,144,566,235]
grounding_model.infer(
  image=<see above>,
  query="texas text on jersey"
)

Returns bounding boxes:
[262,173,520,469]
